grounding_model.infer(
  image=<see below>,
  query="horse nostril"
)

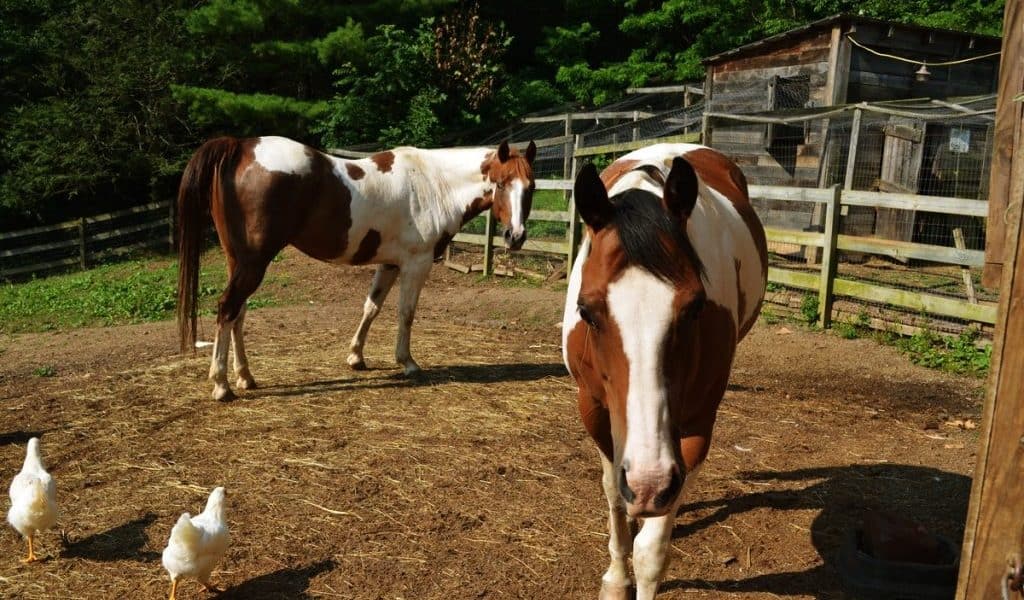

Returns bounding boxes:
[654,467,683,509]
[618,466,635,504]
[503,229,513,241]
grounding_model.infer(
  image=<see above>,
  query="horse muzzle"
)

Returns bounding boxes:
[503,227,527,251]
[619,462,684,518]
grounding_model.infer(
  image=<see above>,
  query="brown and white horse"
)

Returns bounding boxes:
[562,144,767,599]
[177,136,536,401]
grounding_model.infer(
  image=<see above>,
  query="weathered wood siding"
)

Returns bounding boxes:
[708,29,833,187]
[845,21,1000,103]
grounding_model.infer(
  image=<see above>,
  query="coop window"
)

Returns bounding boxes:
[764,74,811,149]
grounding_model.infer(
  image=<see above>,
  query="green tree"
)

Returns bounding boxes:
[0,0,200,224]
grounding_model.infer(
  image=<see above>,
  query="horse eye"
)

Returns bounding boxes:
[578,304,597,328]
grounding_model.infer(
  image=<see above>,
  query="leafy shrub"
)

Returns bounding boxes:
[800,294,819,325]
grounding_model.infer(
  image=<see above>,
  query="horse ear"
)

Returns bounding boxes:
[524,140,537,164]
[664,156,699,220]
[574,163,613,231]
[497,140,511,163]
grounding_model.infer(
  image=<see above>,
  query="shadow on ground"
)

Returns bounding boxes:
[221,558,336,599]
[256,362,567,399]
[61,513,160,562]
[663,463,970,598]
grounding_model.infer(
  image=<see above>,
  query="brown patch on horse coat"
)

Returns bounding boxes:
[672,301,737,471]
[479,148,534,228]
[599,159,640,189]
[461,193,492,225]
[215,145,356,263]
[346,163,365,180]
[683,148,768,279]
[351,229,382,264]
[371,151,395,173]
[568,220,738,477]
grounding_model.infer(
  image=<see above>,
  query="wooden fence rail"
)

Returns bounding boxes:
[452,180,996,330]
[0,201,173,280]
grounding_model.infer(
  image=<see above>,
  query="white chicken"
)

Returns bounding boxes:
[162,486,229,600]
[7,437,58,564]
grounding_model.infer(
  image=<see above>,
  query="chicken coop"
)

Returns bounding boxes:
[700,15,1001,248]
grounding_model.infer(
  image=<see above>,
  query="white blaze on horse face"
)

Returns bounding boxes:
[252,136,313,175]
[509,179,526,239]
[607,267,678,481]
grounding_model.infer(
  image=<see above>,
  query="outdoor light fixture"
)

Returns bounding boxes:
[915,63,931,82]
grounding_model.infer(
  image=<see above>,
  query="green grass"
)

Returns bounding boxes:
[888,327,991,378]
[32,365,56,377]
[0,257,277,334]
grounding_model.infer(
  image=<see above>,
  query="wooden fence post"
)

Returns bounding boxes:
[817,185,842,328]
[632,110,640,142]
[701,114,712,146]
[566,134,583,271]
[483,208,494,276]
[78,217,87,270]
[953,227,978,304]
[843,107,863,190]
[168,199,175,252]
[563,113,574,205]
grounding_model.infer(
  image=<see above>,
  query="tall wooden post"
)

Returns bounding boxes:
[78,217,87,270]
[956,1,1024,596]
[483,209,494,277]
[632,110,640,142]
[817,185,842,328]
[168,200,175,252]
[843,107,863,191]
[566,134,583,271]
[563,113,574,204]
[982,0,1024,289]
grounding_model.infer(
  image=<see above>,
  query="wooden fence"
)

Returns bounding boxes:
[0,201,173,280]
[452,177,996,331]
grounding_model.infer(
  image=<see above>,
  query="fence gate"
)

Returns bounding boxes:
[875,116,925,250]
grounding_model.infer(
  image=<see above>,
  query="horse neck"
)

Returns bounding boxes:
[406,147,494,219]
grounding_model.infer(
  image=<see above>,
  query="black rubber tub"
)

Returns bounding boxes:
[836,528,959,600]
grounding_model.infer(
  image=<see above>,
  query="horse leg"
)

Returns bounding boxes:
[231,305,256,390]
[209,263,268,401]
[394,258,432,376]
[347,264,400,370]
[631,466,702,600]
[599,453,635,600]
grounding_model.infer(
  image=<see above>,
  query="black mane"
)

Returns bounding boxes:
[608,189,705,284]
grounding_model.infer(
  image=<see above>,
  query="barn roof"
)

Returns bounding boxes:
[702,14,1001,65]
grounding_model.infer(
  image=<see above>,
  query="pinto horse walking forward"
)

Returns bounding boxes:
[562,144,766,599]
[177,136,536,401]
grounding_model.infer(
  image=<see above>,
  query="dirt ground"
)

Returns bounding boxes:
[0,247,984,599]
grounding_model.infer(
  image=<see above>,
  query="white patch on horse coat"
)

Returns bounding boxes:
[602,142,764,339]
[252,136,313,175]
[606,267,678,476]
[561,237,590,370]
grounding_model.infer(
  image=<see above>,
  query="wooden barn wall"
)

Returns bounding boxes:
[708,29,833,187]
[845,21,1000,102]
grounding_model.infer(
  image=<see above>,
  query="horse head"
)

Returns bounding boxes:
[570,157,706,518]
[481,140,536,250]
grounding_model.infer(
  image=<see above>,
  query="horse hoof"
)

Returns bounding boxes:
[212,386,236,403]
[236,376,257,390]
[599,582,635,600]
[402,363,422,377]
[347,354,367,370]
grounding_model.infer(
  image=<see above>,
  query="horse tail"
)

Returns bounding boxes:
[176,137,244,354]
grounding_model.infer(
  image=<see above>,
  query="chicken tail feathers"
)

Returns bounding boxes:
[169,513,201,548]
